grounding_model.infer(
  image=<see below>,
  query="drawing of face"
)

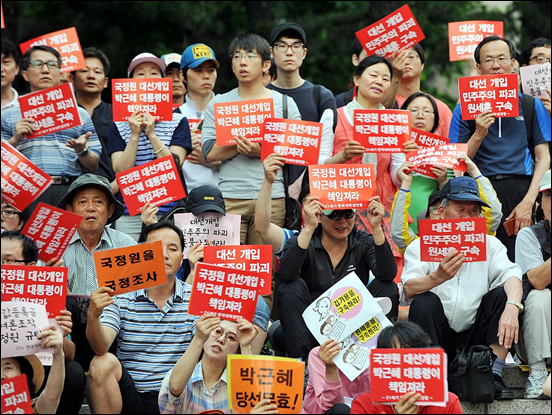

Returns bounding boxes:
[314,296,332,321]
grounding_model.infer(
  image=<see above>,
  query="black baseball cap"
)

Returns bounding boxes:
[185,185,226,216]
[270,23,307,45]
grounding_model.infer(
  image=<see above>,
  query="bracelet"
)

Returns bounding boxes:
[474,174,483,180]
[153,144,165,155]
[399,188,410,193]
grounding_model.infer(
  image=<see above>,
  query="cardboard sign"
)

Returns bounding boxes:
[94,240,168,295]
[0,141,52,212]
[204,245,272,295]
[1,374,33,415]
[459,74,519,120]
[18,83,82,138]
[188,263,258,322]
[228,355,305,414]
[353,110,411,152]
[356,4,425,58]
[370,348,447,406]
[214,99,274,145]
[410,128,450,147]
[19,27,85,72]
[261,118,322,165]
[406,144,467,178]
[419,217,487,262]
[111,78,173,121]
[21,203,83,263]
[520,63,551,99]
[1,265,67,319]
[308,164,376,210]
[116,155,186,216]
[448,21,504,61]
[173,212,241,258]
[0,301,52,358]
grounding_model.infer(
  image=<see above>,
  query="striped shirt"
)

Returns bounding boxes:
[1,106,102,177]
[100,279,198,394]
[62,227,136,295]
[158,363,231,414]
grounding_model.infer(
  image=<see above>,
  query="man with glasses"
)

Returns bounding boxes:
[1,45,101,208]
[1,199,30,232]
[520,37,551,117]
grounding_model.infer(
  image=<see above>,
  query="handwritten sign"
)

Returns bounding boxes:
[1,142,52,212]
[174,212,241,258]
[214,99,274,145]
[111,78,173,121]
[188,263,258,322]
[419,217,487,262]
[116,155,186,216]
[410,128,450,147]
[1,374,33,415]
[356,5,425,58]
[204,245,272,295]
[370,348,447,406]
[261,118,322,165]
[406,144,467,178]
[19,27,85,72]
[459,73,519,120]
[18,83,82,138]
[21,203,83,263]
[353,110,411,152]
[520,63,551,99]
[94,240,168,295]
[448,21,503,62]
[308,164,376,210]
[228,355,305,414]
[1,265,67,319]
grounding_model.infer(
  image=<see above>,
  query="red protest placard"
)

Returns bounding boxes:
[1,374,33,415]
[459,74,519,120]
[204,245,272,295]
[21,203,83,263]
[261,118,322,165]
[1,141,52,212]
[356,5,425,58]
[18,83,82,138]
[419,217,487,262]
[188,263,258,322]
[308,164,376,210]
[410,128,450,147]
[94,241,168,295]
[111,78,173,122]
[19,27,85,72]
[353,110,410,152]
[214,99,274,146]
[406,144,467,178]
[448,21,503,62]
[1,265,67,319]
[1,2,4,29]
[370,348,447,406]
[116,155,186,216]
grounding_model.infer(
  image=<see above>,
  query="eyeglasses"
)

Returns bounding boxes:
[481,56,511,67]
[529,55,551,64]
[232,53,259,61]
[405,54,419,61]
[28,60,61,70]
[1,210,20,220]
[408,108,434,116]
[428,206,440,214]
[210,327,238,345]
[1,258,27,265]
[323,210,356,220]
[273,43,305,53]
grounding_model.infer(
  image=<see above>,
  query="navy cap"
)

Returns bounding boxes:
[440,177,490,208]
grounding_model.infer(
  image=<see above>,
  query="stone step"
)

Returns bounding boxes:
[462,399,551,414]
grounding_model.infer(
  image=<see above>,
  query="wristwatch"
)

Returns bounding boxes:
[506,301,524,312]
[77,147,89,157]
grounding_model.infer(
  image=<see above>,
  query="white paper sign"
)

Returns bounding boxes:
[520,62,551,98]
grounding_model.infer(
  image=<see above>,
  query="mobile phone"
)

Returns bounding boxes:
[503,217,516,237]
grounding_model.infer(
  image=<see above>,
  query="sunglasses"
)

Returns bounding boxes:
[323,210,356,220]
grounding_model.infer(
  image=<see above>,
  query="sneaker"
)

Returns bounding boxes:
[524,369,551,400]
[493,373,514,400]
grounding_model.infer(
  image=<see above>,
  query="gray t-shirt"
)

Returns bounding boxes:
[515,226,545,274]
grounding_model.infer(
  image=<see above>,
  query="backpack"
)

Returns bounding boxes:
[448,345,496,404]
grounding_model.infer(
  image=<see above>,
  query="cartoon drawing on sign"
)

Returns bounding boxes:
[342,343,369,371]
[313,294,332,322]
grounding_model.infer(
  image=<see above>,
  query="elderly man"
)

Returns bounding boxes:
[402,176,524,401]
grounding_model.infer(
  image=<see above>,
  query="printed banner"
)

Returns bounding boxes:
[419,217,487,262]
[261,118,322,165]
[406,144,467,178]
[228,355,305,414]
[174,212,241,258]
[21,202,83,263]
[520,63,551,99]
[19,27,85,72]
[116,155,186,216]
[1,265,67,319]
[111,78,173,121]
[188,263,259,322]
[94,240,168,295]
[448,21,504,62]
[356,4,425,58]
[353,110,411,152]
[0,141,52,212]
[308,164,376,210]
[214,99,274,145]
[410,128,450,147]
[18,82,82,138]
[458,73,519,120]
[1,374,33,415]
